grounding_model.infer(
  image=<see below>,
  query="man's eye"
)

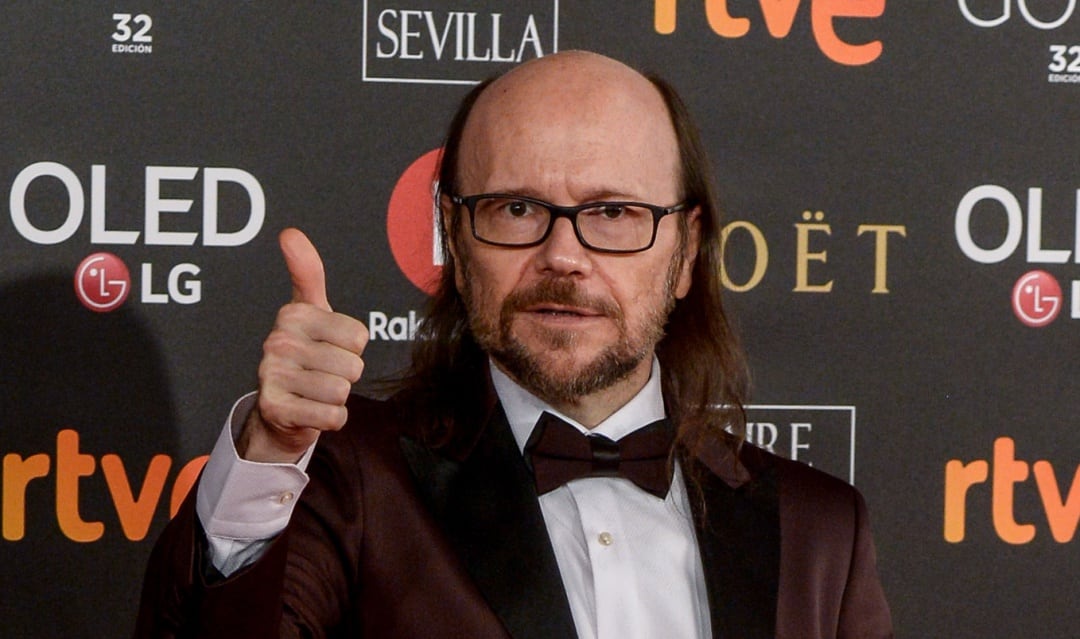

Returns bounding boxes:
[597,205,626,220]
[506,201,530,216]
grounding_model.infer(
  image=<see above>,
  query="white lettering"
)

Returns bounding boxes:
[955,185,1024,264]
[374,10,545,64]
[432,180,445,267]
[958,0,1010,27]
[367,311,424,341]
[517,15,544,61]
[399,10,424,59]
[10,163,262,247]
[111,43,153,54]
[1075,189,1080,261]
[141,263,169,304]
[465,13,490,61]
[145,166,198,246]
[10,162,84,245]
[202,168,265,247]
[368,311,389,340]
[168,263,201,304]
[424,10,454,60]
[376,10,400,58]
[490,14,515,63]
[957,185,1080,264]
[90,165,139,244]
[791,423,812,462]
[388,316,409,340]
[747,422,779,452]
[1025,188,1071,263]
[959,0,1076,28]
[1018,0,1076,28]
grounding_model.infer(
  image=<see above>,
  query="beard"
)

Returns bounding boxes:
[460,254,683,406]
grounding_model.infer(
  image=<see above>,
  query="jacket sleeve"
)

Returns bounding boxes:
[133,419,368,639]
[774,458,893,639]
[836,490,893,639]
[132,484,291,638]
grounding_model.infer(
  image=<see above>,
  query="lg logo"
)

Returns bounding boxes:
[958,0,1077,29]
[73,252,201,312]
[1012,270,1062,327]
[9,161,264,312]
[75,253,130,312]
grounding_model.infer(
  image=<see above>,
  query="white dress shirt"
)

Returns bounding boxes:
[197,360,711,638]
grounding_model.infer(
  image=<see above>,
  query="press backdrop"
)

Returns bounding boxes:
[1,2,1078,637]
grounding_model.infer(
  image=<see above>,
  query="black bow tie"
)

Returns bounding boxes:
[524,412,675,498]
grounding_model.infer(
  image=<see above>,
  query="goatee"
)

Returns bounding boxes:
[465,276,674,405]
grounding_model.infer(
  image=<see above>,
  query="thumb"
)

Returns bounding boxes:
[279,228,331,310]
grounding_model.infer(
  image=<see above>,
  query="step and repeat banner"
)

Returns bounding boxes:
[1,2,1077,637]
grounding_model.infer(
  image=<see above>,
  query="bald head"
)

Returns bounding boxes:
[453,51,683,206]
[473,50,666,125]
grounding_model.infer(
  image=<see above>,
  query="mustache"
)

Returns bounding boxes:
[501,278,621,319]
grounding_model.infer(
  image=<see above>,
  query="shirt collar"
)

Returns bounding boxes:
[490,357,666,454]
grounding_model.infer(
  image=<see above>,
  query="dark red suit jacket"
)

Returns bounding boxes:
[135,388,892,638]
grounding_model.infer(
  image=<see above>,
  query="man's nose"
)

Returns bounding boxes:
[535,217,592,275]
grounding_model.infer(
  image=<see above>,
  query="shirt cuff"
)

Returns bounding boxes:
[196,392,317,541]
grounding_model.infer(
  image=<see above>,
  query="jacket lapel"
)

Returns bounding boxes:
[399,407,578,639]
[686,445,781,639]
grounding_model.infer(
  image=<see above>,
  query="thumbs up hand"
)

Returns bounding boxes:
[239,229,369,463]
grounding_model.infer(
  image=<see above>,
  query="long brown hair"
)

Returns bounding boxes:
[396,72,749,461]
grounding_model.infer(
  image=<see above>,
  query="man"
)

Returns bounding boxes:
[136,51,892,638]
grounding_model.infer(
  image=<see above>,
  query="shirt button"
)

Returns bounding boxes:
[277,491,295,505]
[598,531,614,546]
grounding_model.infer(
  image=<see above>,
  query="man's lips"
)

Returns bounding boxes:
[521,303,604,318]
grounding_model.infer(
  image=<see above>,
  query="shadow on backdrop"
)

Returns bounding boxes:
[0,273,179,639]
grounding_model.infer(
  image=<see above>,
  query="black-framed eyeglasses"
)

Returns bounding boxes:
[447,193,690,254]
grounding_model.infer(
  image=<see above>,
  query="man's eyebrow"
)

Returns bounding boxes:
[483,186,646,202]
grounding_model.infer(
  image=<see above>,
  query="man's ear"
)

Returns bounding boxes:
[674,206,701,299]
[438,193,466,291]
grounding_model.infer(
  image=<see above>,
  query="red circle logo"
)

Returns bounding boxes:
[74,253,131,312]
[1011,270,1062,328]
[386,148,445,295]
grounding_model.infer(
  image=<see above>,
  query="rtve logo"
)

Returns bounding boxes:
[362,0,558,85]
[653,0,887,66]
[959,0,1078,29]
[945,437,1079,544]
[2,429,207,542]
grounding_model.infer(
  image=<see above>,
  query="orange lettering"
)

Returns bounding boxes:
[170,455,209,517]
[706,0,751,38]
[992,437,1035,544]
[812,0,886,65]
[760,0,802,37]
[2,453,51,541]
[943,458,988,543]
[655,0,677,34]
[1033,460,1080,543]
[56,429,104,542]
[101,453,172,541]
